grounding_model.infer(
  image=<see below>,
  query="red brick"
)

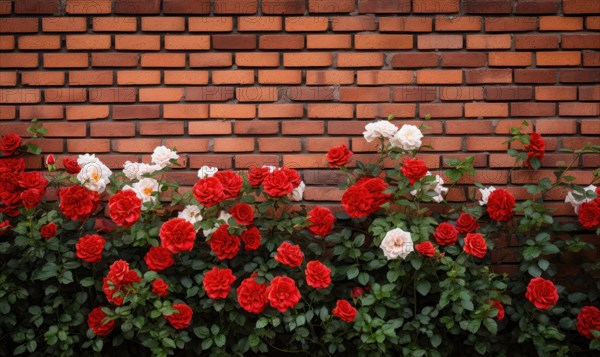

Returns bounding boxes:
[66,0,111,14]
[238,16,282,31]
[163,104,209,119]
[66,105,109,120]
[582,120,600,134]
[306,70,355,86]
[213,35,256,49]
[465,103,509,117]
[236,53,279,67]
[139,88,184,102]
[189,53,233,67]
[140,122,184,136]
[417,70,462,84]
[562,34,600,49]
[0,35,14,50]
[420,103,463,118]
[583,52,600,67]
[417,35,463,50]
[514,69,557,83]
[36,123,85,137]
[189,155,232,169]
[332,16,377,31]
[67,139,110,153]
[0,1,8,15]
[234,120,279,135]
[540,16,583,31]
[467,34,512,49]
[464,0,512,14]
[337,52,384,67]
[486,86,533,101]
[214,0,258,14]
[441,53,486,67]
[93,17,137,32]
[465,137,508,151]
[284,53,332,67]
[563,0,600,14]
[164,139,209,153]
[117,70,160,85]
[440,86,485,101]
[19,35,61,50]
[306,137,348,152]
[310,0,355,13]
[262,0,306,14]
[392,53,439,68]
[537,52,581,66]
[113,138,161,153]
[14,0,58,14]
[258,138,301,152]
[447,120,494,134]
[485,17,538,32]
[212,70,254,85]
[282,121,324,135]
[307,104,354,118]
[164,71,209,85]
[285,16,328,31]
[69,71,113,86]
[141,17,185,31]
[237,87,278,102]
[92,53,138,67]
[258,104,303,118]
[116,35,161,50]
[357,70,413,85]
[560,69,600,83]
[188,17,233,32]
[489,52,532,67]
[141,54,186,68]
[112,105,160,120]
[511,103,556,117]
[21,72,64,86]
[393,86,436,102]
[189,121,232,135]
[0,54,38,68]
[44,88,87,103]
[421,137,462,151]
[587,16,600,29]
[515,34,559,49]
[210,104,256,119]
[215,138,255,152]
[114,0,160,14]
[559,103,600,117]
[259,34,304,49]
[19,105,63,119]
[579,86,600,101]
[259,70,302,84]
[465,69,512,84]
[285,87,334,101]
[163,0,210,14]
[412,0,459,13]
[515,0,559,14]
[307,34,352,49]
[186,87,234,101]
[356,104,417,118]
[356,34,413,49]
[0,71,16,86]
[0,18,38,33]
[357,0,411,13]
[89,87,136,103]
[165,35,210,50]
[0,106,16,120]
[535,86,578,101]
[91,122,136,137]
[328,121,370,135]
[283,154,327,169]
[435,16,481,31]
[339,87,389,102]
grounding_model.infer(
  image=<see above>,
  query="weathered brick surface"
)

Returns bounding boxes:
[0,0,598,208]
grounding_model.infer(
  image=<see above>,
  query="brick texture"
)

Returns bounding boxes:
[0,0,598,208]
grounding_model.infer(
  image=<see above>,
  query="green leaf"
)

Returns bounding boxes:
[214,335,226,348]
[357,273,369,285]
[416,280,431,296]
[483,318,497,335]
[256,318,268,329]
[347,266,359,280]
[80,277,95,287]
[431,334,442,348]
[538,259,550,271]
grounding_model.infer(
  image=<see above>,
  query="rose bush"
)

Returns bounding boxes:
[0,118,599,357]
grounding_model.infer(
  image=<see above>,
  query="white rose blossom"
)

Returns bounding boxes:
[151,146,179,168]
[197,166,219,179]
[290,181,305,202]
[380,228,414,260]
[389,124,423,151]
[122,161,140,180]
[136,163,162,179]
[131,178,160,210]
[203,211,232,237]
[478,186,497,206]
[410,172,448,203]
[565,184,598,213]
[363,120,398,143]
[77,154,100,167]
[77,158,112,193]
[178,205,203,230]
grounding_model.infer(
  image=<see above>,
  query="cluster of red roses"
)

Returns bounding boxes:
[341,177,392,218]
[0,156,49,217]
[577,188,600,231]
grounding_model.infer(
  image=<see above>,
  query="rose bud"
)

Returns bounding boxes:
[45,154,56,171]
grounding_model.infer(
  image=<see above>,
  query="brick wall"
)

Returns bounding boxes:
[0,0,599,210]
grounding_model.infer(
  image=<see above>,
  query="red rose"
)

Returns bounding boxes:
[45,154,55,166]
[577,306,600,340]
[208,225,241,260]
[20,188,43,209]
[351,287,365,299]
[102,260,141,305]
[59,185,100,221]
[463,233,487,259]
[203,266,236,299]
[266,276,301,312]
[342,178,391,218]
[159,218,196,254]
[87,307,115,336]
[0,158,25,176]
[109,190,142,228]
[578,200,600,230]
[18,172,48,192]
[262,169,295,198]
[230,202,254,225]
[241,227,261,251]
[62,157,81,174]
[0,133,22,156]
[307,206,336,237]
[248,167,271,187]
[281,167,302,188]
[490,299,505,320]
[401,158,428,185]
[152,279,169,297]
[326,145,352,167]
[0,220,11,236]
[525,132,545,169]
[433,222,459,245]
[525,277,559,310]
[305,261,331,289]
[487,189,515,222]
[415,241,436,257]
[193,177,226,208]
[76,234,105,263]
[40,222,57,239]
[164,303,192,330]
[237,276,268,314]
[144,246,175,272]
[214,171,243,199]
[275,242,304,268]
[455,213,480,234]
[332,300,357,322]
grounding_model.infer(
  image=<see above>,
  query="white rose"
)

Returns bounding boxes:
[410,172,448,203]
[136,163,162,179]
[290,181,305,201]
[380,228,414,260]
[151,146,179,168]
[389,124,423,150]
[123,161,140,180]
[203,211,232,237]
[197,165,219,178]
[77,160,112,193]
[478,186,497,206]
[77,154,100,167]
[132,178,160,210]
[178,205,203,230]
[565,184,597,213]
[363,120,398,143]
